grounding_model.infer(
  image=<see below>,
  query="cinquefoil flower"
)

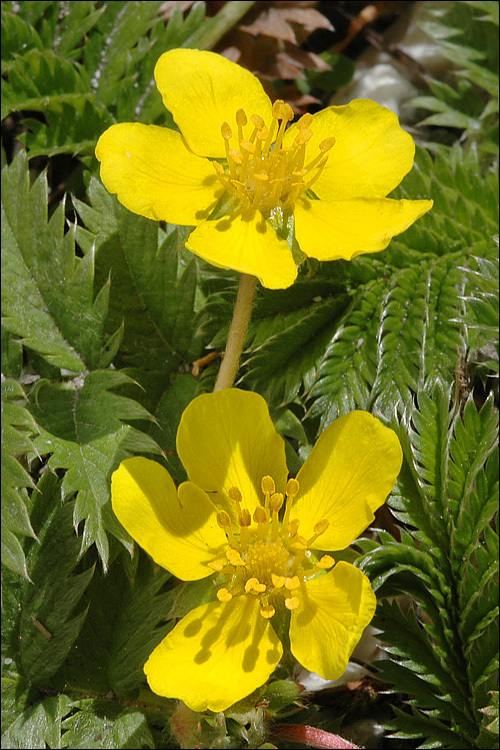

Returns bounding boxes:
[96,49,432,289]
[111,389,402,712]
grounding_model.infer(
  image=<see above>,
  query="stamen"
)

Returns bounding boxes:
[283,478,299,529]
[228,486,242,503]
[260,600,276,619]
[226,547,245,567]
[308,519,330,546]
[316,554,335,569]
[239,507,251,550]
[245,577,266,594]
[285,576,300,590]
[229,148,243,165]
[304,155,329,190]
[236,108,247,142]
[217,588,233,602]
[271,574,286,589]
[287,519,300,538]
[297,113,313,129]
[208,560,224,572]
[251,113,265,131]
[285,596,300,611]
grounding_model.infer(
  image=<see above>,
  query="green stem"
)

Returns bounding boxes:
[214,274,257,392]
[192,1,256,51]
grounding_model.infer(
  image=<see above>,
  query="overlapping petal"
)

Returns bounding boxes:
[111,457,227,580]
[292,411,403,550]
[95,123,221,224]
[176,389,288,518]
[186,209,298,289]
[294,196,433,261]
[284,99,415,201]
[290,562,376,678]
[154,49,273,158]
[144,595,282,712]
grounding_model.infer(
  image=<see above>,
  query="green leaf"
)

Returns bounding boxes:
[2,673,73,749]
[1,48,92,119]
[19,471,94,684]
[29,370,162,568]
[56,550,173,697]
[74,179,200,373]
[2,150,121,372]
[1,379,38,579]
[61,700,155,749]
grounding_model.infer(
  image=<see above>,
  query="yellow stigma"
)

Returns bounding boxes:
[209,476,335,618]
[212,101,335,214]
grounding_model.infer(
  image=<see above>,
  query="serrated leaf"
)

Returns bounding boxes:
[61,699,155,750]
[2,150,120,372]
[1,378,38,578]
[74,179,200,373]
[56,551,173,698]
[15,472,93,684]
[1,673,73,749]
[29,370,162,568]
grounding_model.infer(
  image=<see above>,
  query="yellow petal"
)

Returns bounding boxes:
[292,411,402,550]
[176,389,288,518]
[144,595,282,712]
[294,197,433,261]
[154,49,273,158]
[111,457,227,580]
[290,562,376,678]
[284,99,415,200]
[186,209,297,289]
[95,123,222,224]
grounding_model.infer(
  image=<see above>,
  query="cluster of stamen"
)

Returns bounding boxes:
[212,100,335,215]
[210,476,334,619]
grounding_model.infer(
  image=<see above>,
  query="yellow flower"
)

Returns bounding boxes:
[111,389,402,712]
[95,49,432,290]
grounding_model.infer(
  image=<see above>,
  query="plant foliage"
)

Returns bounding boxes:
[1,1,498,748]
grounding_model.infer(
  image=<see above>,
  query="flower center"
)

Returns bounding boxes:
[212,100,335,215]
[210,475,334,619]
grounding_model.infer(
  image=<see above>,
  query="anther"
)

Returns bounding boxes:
[260,603,276,619]
[290,535,308,550]
[314,519,330,535]
[226,547,245,566]
[239,508,251,526]
[251,113,265,130]
[217,510,232,529]
[294,129,313,147]
[240,140,255,154]
[308,518,330,546]
[271,574,286,589]
[269,493,284,513]
[208,560,224,572]
[316,554,335,569]
[287,519,300,537]
[229,148,243,165]
[286,478,300,497]
[217,588,233,602]
[297,113,313,129]
[228,486,242,503]
[261,476,275,495]
[221,122,233,140]
[319,137,336,152]
[285,596,300,611]
[253,506,268,525]
[236,109,248,126]
[245,577,266,594]
[285,576,300,590]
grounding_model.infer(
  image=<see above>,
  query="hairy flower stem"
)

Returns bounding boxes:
[196,1,257,51]
[214,274,257,391]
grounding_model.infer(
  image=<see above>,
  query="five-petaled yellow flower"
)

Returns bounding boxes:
[111,389,402,712]
[95,49,432,290]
